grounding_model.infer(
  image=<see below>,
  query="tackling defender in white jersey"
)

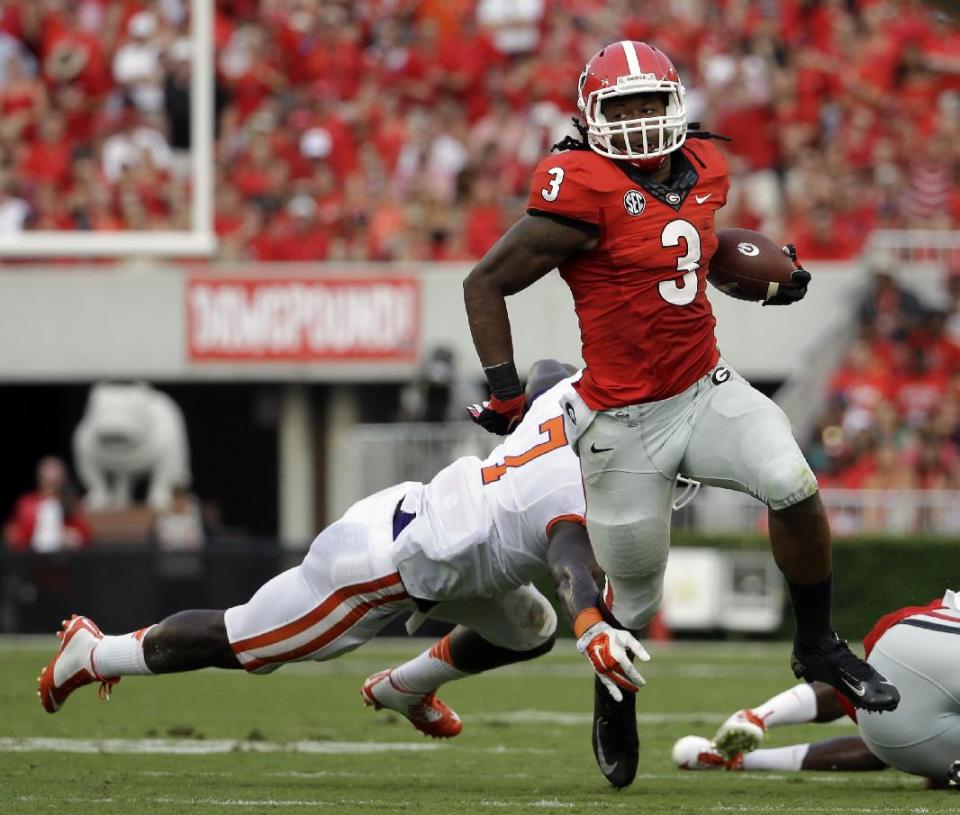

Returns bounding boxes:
[673,589,960,790]
[38,360,650,778]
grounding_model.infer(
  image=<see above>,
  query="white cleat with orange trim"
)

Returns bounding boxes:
[713,708,767,760]
[361,670,462,739]
[37,615,120,713]
[672,735,743,771]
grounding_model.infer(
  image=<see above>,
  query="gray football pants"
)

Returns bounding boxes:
[858,623,960,781]
[578,362,818,629]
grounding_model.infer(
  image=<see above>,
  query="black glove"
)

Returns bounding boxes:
[763,244,811,306]
[467,361,526,435]
[467,394,526,435]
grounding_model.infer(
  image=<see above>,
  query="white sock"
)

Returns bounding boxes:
[92,627,155,676]
[753,682,818,728]
[741,743,809,772]
[389,635,467,693]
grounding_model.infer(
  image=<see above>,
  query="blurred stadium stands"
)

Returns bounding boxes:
[0,0,958,259]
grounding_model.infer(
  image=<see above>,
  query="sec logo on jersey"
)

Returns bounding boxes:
[623,190,645,216]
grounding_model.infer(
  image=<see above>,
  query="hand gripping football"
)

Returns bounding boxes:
[707,228,798,302]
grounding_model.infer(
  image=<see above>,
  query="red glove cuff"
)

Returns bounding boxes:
[487,393,526,416]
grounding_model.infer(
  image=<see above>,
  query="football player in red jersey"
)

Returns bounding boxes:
[462,41,899,787]
[673,589,960,790]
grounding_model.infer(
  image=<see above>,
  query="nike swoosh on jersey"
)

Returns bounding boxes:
[595,720,619,775]
[590,443,613,454]
[695,193,712,204]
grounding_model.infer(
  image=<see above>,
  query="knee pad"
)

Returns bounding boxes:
[587,513,669,631]
[758,451,818,511]
[605,570,666,631]
[500,587,558,651]
[587,514,670,583]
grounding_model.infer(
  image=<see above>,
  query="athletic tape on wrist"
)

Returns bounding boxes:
[483,360,523,400]
[573,607,604,639]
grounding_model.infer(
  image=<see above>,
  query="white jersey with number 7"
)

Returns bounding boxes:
[391,376,586,602]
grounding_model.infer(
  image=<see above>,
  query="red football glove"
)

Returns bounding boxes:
[467,394,526,435]
[576,620,650,702]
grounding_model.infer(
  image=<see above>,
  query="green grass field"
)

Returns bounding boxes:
[1,638,954,814]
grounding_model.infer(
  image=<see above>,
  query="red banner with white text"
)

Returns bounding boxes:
[187,277,420,361]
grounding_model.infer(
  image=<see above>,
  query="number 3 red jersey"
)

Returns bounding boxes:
[526,139,730,410]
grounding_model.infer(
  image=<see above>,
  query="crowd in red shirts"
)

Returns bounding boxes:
[0,0,958,261]
[3,456,92,552]
[808,267,960,502]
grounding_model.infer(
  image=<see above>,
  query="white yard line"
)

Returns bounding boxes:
[0,737,558,756]
[137,771,235,777]
[0,737,441,755]
[150,798,405,808]
[128,801,627,811]
[0,711,856,757]
[477,802,628,810]
[13,795,405,808]
[267,770,365,778]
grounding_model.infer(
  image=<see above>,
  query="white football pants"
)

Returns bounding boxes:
[225,483,556,672]
[577,361,817,629]
[857,622,960,781]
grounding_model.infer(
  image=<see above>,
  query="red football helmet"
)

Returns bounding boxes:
[577,41,687,168]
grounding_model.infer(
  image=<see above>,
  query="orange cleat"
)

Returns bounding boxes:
[361,669,462,739]
[672,736,744,771]
[714,708,767,760]
[37,615,119,714]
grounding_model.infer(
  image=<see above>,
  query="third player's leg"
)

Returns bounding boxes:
[800,737,888,771]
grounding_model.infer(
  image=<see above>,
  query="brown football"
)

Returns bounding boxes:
[707,228,796,302]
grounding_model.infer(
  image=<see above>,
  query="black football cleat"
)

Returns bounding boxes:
[947,759,960,790]
[791,632,900,712]
[591,675,639,788]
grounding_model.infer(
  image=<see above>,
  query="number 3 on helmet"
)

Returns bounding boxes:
[577,41,688,169]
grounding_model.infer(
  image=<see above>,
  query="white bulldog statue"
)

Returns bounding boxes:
[73,382,191,510]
